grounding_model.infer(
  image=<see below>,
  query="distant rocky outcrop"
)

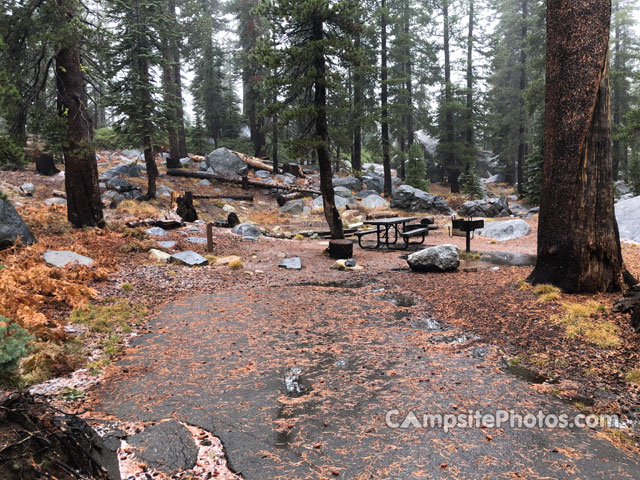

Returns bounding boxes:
[391,185,453,214]
[458,196,512,218]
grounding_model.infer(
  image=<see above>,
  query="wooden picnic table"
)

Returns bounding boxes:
[357,216,418,250]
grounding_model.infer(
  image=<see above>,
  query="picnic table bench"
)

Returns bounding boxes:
[357,217,436,250]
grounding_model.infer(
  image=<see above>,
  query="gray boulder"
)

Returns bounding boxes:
[279,199,305,215]
[615,180,632,196]
[0,198,36,249]
[232,223,261,237]
[169,251,209,267]
[333,176,362,191]
[362,175,385,194]
[43,250,94,268]
[204,148,248,178]
[477,219,531,241]
[616,195,640,243]
[255,170,271,178]
[107,177,135,193]
[179,157,192,168]
[313,195,354,210]
[407,244,460,272]
[458,196,511,218]
[333,186,354,198]
[390,185,453,214]
[361,194,389,209]
[157,185,174,197]
[101,163,142,180]
[101,191,125,206]
[356,189,379,199]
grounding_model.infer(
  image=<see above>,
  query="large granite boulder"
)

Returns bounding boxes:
[232,223,261,237]
[361,194,389,209]
[100,163,142,180]
[202,148,248,178]
[407,244,459,272]
[362,175,385,194]
[477,219,531,241]
[279,199,305,215]
[333,186,354,198]
[458,196,511,218]
[0,198,36,249]
[333,176,362,191]
[390,185,453,214]
[616,195,640,243]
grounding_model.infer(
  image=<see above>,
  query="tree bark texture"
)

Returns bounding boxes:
[313,15,344,240]
[529,0,625,293]
[55,27,104,228]
[381,0,392,197]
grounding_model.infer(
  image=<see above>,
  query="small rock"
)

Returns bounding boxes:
[471,346,489,358]
[149,249,170,263]
[331,259,363,271]
[44,197,67,206]
[146,227,168,237]
[185,237,208,244]
[43,250,94,268]
[222,204,236,213]
[255,170,271,178]
[169,251,209,266]
[199,179,212,186]
[215,255,242,266]
[20,183,35,196]
[107,177,135,193]
[279,257,302,270]
[157,240,177,249]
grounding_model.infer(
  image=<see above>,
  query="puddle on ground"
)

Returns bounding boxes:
[293,279,377,289]
[378,292,417,307]
[460,251,537,270]
[504,363,558,385]
[431,333,479,344]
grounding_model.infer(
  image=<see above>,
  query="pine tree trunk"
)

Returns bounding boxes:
[381,0,392,197]
[313,15,343,240]
[243,3,266,157]
[168,0,188,159]
[443,0,458,193]
[55,33,104,228]
[465,0,474,158]
[162,40,181,168]
[351,27,363,173]
[272,91,279,175]
[528,0,625,293]
[516,0,528,193]
[611,1,621,180]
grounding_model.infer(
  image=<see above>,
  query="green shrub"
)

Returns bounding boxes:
[0,136,26,170]
[463,163,484,199]
[0,318,33,381]
[405,143,429,191]
[94,127,123,150]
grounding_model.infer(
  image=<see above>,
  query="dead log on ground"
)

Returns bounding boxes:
[276,192,303,206]
[193,193,254,201]
[166,168,320,195]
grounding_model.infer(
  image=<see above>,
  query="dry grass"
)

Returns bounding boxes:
[534,284,561,302]
[116,199,162,217]
[625,369,640,385]
[553,301,620,349]
[516,279,533,290]
[228,258,244,270]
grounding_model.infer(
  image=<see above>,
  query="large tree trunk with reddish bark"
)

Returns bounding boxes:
[528,0,626,293]
[313,15,343,240]
[56,35,104,228]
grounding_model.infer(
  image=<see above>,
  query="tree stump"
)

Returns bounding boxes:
[227,212,240,228]
[328,239,353,259]
[166,156,181,169]
[283,163,305,178]
[36,153,60,176]
[176,191,198,222]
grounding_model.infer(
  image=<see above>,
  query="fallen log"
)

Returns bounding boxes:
[276,192,303,206]
[166,168,320,195]
[193,193,254,201]
[230,150,274,172]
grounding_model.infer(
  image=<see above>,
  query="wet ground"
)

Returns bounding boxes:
[88,274,640,479]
